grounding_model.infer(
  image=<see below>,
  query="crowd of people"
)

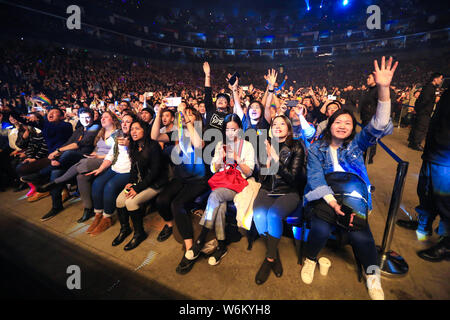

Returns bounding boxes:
[0,40,448,301]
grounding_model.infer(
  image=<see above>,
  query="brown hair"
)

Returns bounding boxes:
[94,111,121,145]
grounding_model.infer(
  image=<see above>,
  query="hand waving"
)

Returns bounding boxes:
[203,62,210,75]
[266,69,278,87]
[373,56,398,88]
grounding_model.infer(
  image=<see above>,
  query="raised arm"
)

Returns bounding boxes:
[151,103,170,143]
[229,74,244,120]
[264,69,278,123]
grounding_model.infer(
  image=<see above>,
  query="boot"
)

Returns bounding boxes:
[86,212,103,234]
[77,208,95,223]
[417,237,450,262]
[124,208,147,251]
[112,207,132,246]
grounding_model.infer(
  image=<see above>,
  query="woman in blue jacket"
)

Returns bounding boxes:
[301,56,398,300]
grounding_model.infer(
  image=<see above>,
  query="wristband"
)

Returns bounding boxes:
[268,89,274,93]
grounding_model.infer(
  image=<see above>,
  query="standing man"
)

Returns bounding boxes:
[408,73,444,151]
[359,73,379,164]
[414,89,449,261]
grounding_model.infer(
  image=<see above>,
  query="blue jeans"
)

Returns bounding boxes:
[253,189,300,239]
[305,215,378,271]
[91,168,130,215]
[416,161,450,237]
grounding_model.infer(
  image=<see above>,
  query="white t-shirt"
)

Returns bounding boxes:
[105,143,131,173]
[211,140,255,179]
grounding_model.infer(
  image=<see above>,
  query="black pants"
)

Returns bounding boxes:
[409,112,431,146]
[155,178,209,240]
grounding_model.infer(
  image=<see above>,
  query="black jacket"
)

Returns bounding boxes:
[129,140,168,193]
[260,139,308,194]
[359,86,395,125]
[415,82,437,116]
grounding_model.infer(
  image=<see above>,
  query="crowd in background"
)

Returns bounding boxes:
[0,42,447,300]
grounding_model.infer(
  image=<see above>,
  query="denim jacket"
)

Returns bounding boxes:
[304,117,394,210]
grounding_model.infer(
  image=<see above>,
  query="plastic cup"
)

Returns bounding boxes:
[318,257,331,276]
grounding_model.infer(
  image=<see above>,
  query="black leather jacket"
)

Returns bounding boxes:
[129,140,168,193]
[260,139,307,195]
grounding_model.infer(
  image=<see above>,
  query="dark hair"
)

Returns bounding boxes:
[430,72,443,83]
[78,107,94,118]
[221,113,243,142]
[128,119,151,161]
[270,115,294,147]
[321,109,357,146]
[161,109,175,119]
[48,107,64,117]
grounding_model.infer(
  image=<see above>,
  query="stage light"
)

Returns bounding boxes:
[343,0,349,6]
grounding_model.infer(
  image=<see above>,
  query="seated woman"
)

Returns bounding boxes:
[288,102,316,148]
[113,119,168,251]
[14,113,49,195]
[36,111,121,223]
[301,56,398,300]
[185,114,255,265]
[314,100,342,139]
[84,113,136,236]
[152,103,209,275]
[253,114,307,285]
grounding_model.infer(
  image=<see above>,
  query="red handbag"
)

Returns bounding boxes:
[208,140,249,193]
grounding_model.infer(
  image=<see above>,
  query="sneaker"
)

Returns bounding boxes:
[157,224,173,242]
[416,230,431,242]
[301,258,317,284]
[40,207,63,221]
[176,255,196,275]
[185,240,204,260]
[27,192,50,202]
[367,274,384,300]
[208,246,228,266]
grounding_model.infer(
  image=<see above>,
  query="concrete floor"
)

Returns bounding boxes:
[0,125,449,300]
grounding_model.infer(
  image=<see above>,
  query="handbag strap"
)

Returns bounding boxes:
[238,139,244,158]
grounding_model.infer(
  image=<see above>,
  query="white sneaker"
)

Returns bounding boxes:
[301,258,317,284]
[367,274,384,300]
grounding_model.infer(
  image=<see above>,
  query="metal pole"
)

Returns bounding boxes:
[378,161,410,277]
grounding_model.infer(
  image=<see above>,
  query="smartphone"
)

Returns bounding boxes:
[146,92,154,97]
[286,100,298,107]
[228,72,240,86]
[328,95,337,101]
[66,107,72,114]
[281,94,288,98]
[242,86,249,91]
[100,101,105,107]
[166,97,182,107]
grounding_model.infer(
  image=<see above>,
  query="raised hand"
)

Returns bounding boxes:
[266,69,278,88]
[203,62,210,75]
[373,56,398,88]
